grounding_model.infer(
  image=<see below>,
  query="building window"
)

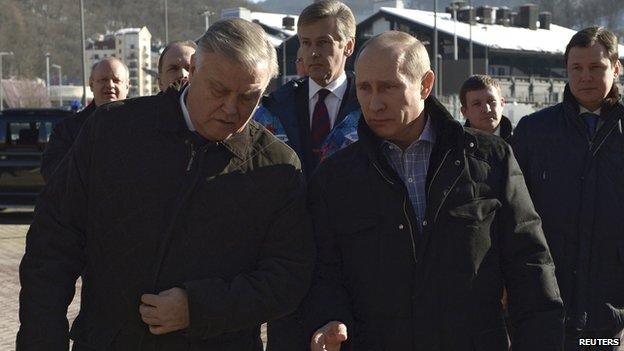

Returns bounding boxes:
[94,54,99,59]
[130,44,135,49]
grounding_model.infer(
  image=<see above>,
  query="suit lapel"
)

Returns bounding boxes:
[335,72,359,127]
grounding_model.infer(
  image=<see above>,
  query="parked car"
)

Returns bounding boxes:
[0,108,75,207]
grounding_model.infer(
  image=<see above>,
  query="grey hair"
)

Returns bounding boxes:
[357,31,430,82]
[195,18,278,79]
[298,0,356,43]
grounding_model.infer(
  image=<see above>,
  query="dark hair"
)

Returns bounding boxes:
[157,40,197,75]
[459,75,501,107]
[565,26,619,65]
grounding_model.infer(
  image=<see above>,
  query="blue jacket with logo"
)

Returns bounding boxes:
[253,72,361,179]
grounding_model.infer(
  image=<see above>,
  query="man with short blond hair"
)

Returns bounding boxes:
[513,26,624,350]
[305,30,563,351]
[18,19,314,351]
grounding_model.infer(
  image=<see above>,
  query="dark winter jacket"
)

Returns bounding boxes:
[41,102,96,182]
[253,73,361,179]
[18,87,315,351]
[304,95,564,350]
[512,85,624,341]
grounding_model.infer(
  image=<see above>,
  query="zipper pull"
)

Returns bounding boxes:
[186,142,197,172]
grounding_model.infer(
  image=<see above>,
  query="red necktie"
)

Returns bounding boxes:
[311,89,331,151]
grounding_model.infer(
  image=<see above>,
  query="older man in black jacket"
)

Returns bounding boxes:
[18,19,314,351]
[513,26,624,350]
[40,57,130,182]
[306,31,563,351]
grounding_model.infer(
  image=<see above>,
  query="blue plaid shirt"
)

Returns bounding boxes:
[382,115,436,231]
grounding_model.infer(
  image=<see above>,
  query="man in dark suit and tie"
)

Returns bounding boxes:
[513,26,624,350]
[254,0,360,180]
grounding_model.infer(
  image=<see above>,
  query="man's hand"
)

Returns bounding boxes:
[140,287,190,335]
[311,321,348,351]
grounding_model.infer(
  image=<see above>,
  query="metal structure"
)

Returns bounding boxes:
[0,51,14,111]
[80,0,87,106]
[52,64,62,106]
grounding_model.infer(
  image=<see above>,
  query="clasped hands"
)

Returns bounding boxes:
[311,321,348,351]
[139,287,189,335]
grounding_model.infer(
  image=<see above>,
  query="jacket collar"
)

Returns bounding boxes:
[358,95,465,159]
[563,83,623,119]
[464,115,513,140]
[155,82,252,160]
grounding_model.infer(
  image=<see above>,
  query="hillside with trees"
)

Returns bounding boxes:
[0,0,621,83]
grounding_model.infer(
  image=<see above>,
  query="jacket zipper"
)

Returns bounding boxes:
[186,142,197,172]
[427,149,452,198]
[372,161,417,264]
[402,195,417,264]
[591,122,618,157]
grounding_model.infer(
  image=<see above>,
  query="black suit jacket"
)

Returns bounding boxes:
[259,72,360,178]
[41,102,96,182]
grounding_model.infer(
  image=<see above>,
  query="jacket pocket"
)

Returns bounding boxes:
[471,327,509,351]
[448,198,501,222]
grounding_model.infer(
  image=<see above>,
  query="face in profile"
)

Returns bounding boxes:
[355,45,434,149]
[567,43,621,110]
[185,51,269,141]
[89,59,130,105]
[158,44,196,91]
[461,86,505,133]
[297,17,353,87]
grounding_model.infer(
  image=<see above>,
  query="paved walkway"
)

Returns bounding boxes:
[0,222,267,350]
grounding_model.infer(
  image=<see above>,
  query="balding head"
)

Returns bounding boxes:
[355,31,435,149]
[158,41,197,91]
[357,31,430,83]
[89,58,130,105]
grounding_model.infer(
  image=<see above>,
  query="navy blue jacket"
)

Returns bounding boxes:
[513,85,624,342]
[254,72,360,179]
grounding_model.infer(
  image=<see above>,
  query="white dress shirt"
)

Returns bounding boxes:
[308,72,348,130]
[180,85,195,131]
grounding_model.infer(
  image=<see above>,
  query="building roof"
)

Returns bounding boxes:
[86,35,115,50]
[377,7,624,57]
[115,28,141,35]
[250,11,298,37]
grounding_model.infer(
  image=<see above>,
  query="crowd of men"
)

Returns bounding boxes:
[15,0,624,350]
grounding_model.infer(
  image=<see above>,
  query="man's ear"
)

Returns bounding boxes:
[344,38,355,57]
[500,96,506,108]
[614,59,622,77]
[420,70,435,99]
[189,53,198,79]
[460,105,467,117]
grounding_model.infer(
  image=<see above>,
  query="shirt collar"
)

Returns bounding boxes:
[179,85,251,160]
[579,105,601,116]
[383,113,436,152]
[492,125,501,136]
[308,71,348,101]
[180,85,195,131]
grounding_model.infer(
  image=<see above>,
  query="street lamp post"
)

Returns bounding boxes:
[45,53,51,97]
[201,10,214,31]
[0,51,14,111]
[468,0,473,76]
[80,0,87,106]
[52,64,62,107]
[433,0,438,96]
[164,0,169,43]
